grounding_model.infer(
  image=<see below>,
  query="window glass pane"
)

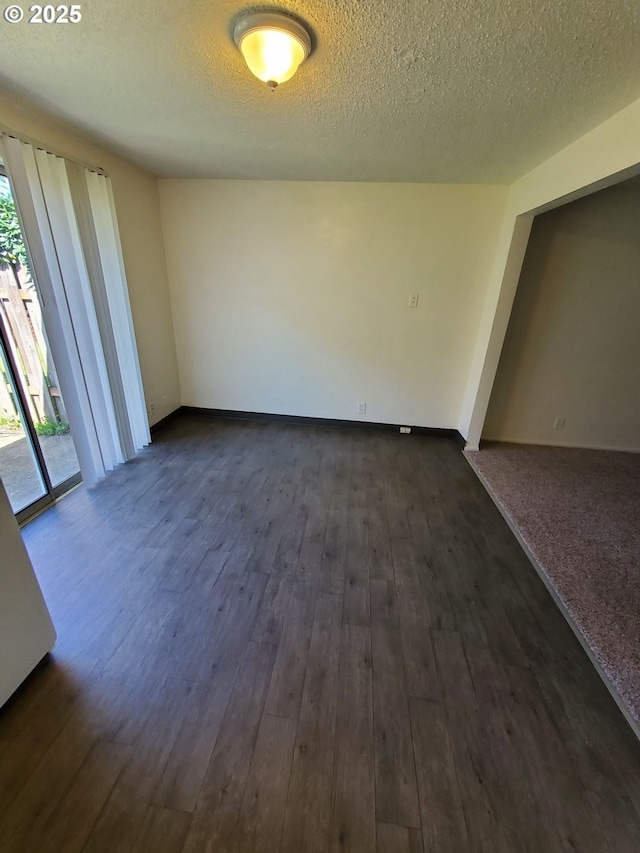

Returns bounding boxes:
[0,342,46,512]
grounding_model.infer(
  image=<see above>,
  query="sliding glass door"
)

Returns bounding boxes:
[0,168,81,522]
[2,133,151,501]
[0,338,47,514]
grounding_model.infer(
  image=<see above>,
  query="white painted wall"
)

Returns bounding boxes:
[0,478,56,706]
[460,98,640,447]
[0,92,181,426]
[484,182,640,451]
[3,93,636,443]
[158,180,507,428]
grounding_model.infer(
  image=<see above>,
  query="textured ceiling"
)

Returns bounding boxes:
[1,0,638,182]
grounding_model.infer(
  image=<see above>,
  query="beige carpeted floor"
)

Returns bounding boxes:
[465,442,640,728]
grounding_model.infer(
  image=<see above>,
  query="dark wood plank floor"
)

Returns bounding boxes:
[2,413,640,852]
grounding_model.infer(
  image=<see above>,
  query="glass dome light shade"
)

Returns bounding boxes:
[239,29,306,85]
[234,12,311,86]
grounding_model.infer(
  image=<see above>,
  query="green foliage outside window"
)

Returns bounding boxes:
[0,180,31,284]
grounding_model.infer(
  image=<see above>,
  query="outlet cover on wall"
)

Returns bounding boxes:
[408,293,419,308]
[357,402,367,415]
[553,416,566,429]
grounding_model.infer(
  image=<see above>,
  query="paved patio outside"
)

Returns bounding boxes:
[0,430,79,512]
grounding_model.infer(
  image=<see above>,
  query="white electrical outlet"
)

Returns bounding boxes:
[400,426,411,434]
[408,293,419,308]
[357,402,367,415]
[148,401,156,416]
[553,417,566,429]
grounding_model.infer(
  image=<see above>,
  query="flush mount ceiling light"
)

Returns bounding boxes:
[233,11,312,89]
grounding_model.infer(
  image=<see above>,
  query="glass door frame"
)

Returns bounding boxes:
[0,319,81,524]
[0,166,82,524]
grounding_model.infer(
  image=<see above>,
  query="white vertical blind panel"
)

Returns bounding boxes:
[33,150,123,471]
[86,172,150,452]
[64,161,133,460]
[0,135,106,486]
[1,135,150,488]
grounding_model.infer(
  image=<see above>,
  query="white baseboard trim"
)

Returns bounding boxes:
[481,436,640,454]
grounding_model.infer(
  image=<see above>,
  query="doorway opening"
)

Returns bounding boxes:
[0,166,81,523]
[466,174,640,734]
